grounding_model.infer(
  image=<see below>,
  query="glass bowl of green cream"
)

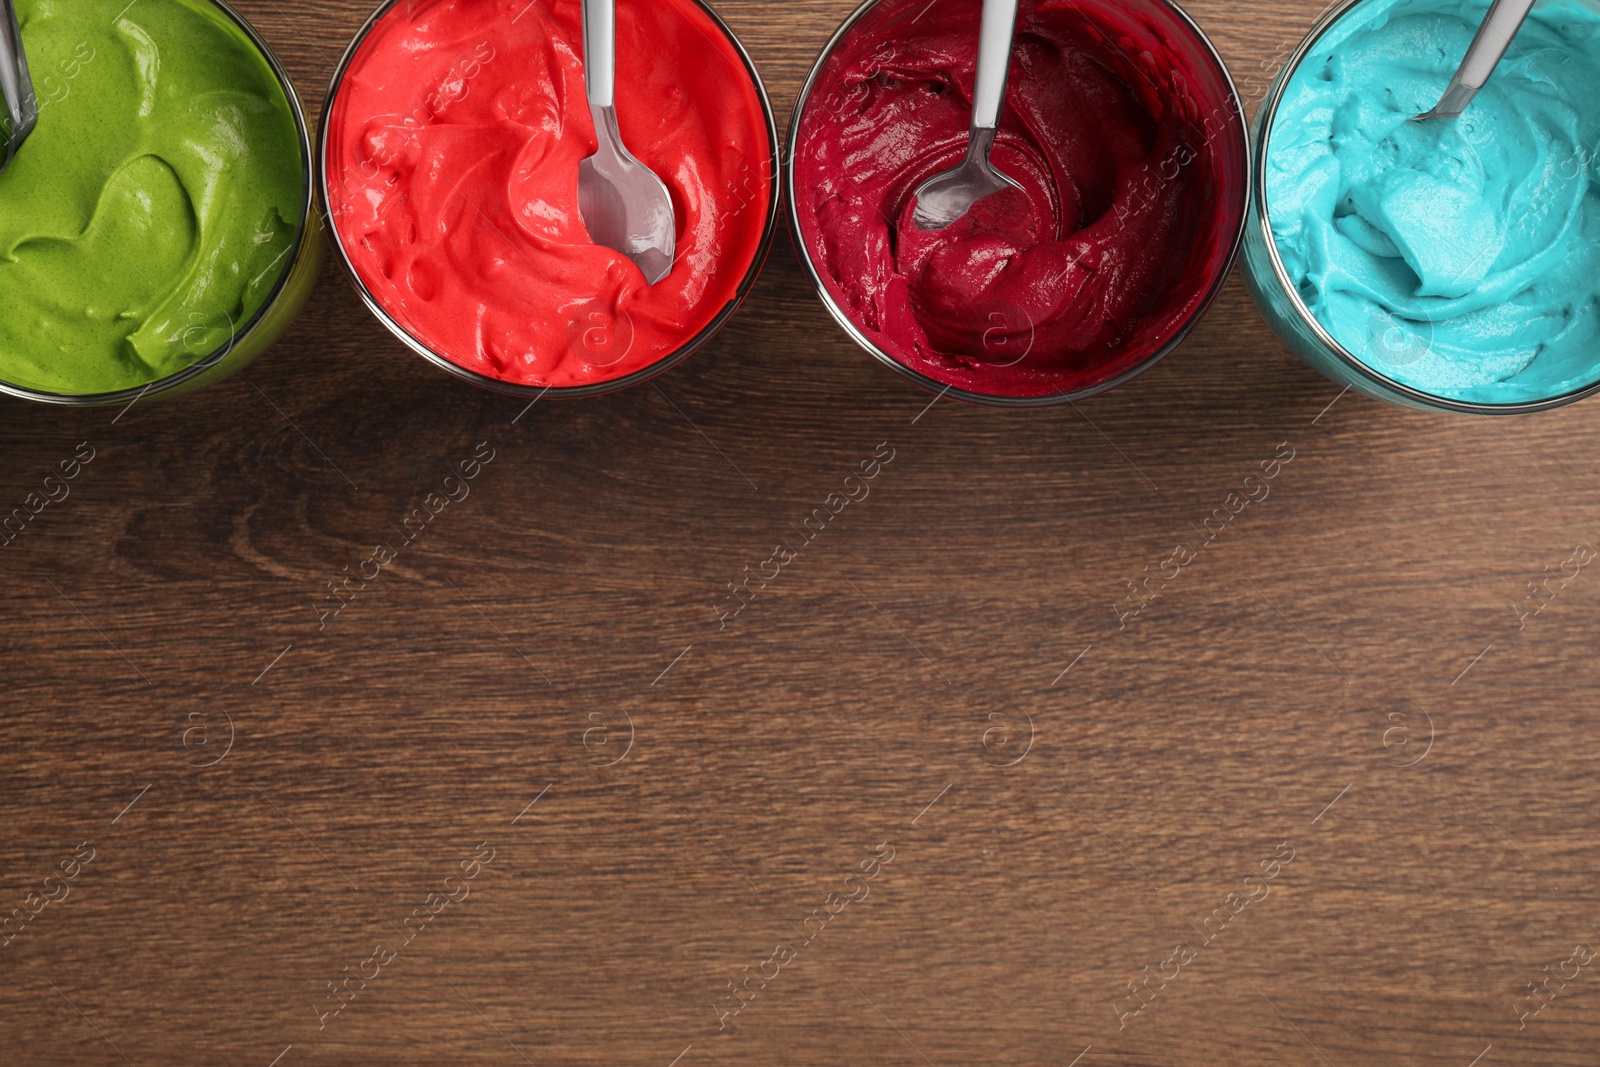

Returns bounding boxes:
[1244,0,1600,413]
[0,0,321,407]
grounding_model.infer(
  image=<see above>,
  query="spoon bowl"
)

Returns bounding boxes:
[0,0,37,176]
[911,128,1021,230]
[579,101,675,284]
[578,0,676,283]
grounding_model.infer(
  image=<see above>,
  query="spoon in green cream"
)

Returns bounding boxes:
[0,0,35,175]
[1416,0,1537,119]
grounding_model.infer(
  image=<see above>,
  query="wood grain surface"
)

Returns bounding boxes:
[4,1,1599,1065]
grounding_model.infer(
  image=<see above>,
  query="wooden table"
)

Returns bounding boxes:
[4,1,1598,1064]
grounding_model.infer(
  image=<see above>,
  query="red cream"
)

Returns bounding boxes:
[794,0,1245,399]
[325,0,772,389]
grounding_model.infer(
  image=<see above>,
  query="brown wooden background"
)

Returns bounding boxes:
[4,0,1598,1064]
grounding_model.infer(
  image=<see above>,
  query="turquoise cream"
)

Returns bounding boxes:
[1266,0,1600,404]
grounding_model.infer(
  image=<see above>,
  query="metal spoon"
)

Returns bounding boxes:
[911,0,1022,230]
[1416,0,1537,120]
[578,0,675,284]
[0,0,37,176]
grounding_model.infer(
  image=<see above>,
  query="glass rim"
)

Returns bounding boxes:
[316,0,784,401]
[1251,0,1600,415]
[784,0,1252,409]
[0,0,318,408]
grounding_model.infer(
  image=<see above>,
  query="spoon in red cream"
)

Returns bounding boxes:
[911,0,1022,230]
[578,0,677,283]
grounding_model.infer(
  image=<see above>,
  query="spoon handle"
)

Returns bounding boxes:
[971,0,1020,131]
[1438,0,1536,111]
[0,0,37,166]
[1457,0,1537,88]
[582,0,615,110]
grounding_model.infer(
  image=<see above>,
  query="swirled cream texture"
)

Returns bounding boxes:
[793,0,1246,399]
[1267,0,1600,404]
[0,0,304,395]
[324,0,773,389]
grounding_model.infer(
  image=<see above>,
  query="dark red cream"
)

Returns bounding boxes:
[793,0,1245,399]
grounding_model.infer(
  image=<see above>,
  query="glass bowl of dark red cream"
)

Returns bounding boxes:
[320,0,780,398]
[789,0,1250,406]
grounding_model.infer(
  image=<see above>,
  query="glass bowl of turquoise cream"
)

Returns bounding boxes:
[1243,0,1600,413]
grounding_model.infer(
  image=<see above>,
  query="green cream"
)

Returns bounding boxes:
[0,0,303,395]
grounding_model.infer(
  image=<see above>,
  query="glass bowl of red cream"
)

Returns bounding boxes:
[320,0,779,398]
[789,0,1249,405]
